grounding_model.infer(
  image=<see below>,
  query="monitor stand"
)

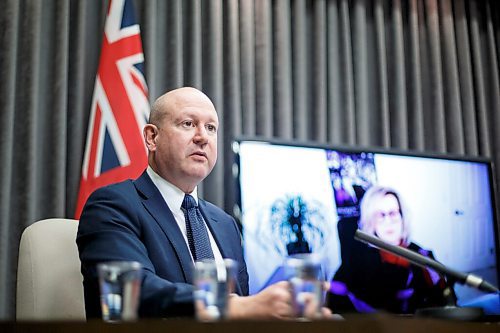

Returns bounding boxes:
[415,285,484,321]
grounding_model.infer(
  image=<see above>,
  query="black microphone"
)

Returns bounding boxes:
[354,229,499,294]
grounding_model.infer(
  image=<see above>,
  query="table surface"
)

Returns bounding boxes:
[2,314,500,333]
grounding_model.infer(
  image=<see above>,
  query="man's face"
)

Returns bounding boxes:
[147,90,218,192]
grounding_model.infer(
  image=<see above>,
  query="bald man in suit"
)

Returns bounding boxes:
[77,87,294,319]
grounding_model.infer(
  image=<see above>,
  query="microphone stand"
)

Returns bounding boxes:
[354,230,499,321]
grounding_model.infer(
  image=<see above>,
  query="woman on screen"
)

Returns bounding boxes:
[326,185,456,314]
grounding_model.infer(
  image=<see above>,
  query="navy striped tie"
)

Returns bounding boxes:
[182,194,214,261]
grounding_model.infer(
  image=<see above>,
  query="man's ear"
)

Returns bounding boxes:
[143,124,158,152]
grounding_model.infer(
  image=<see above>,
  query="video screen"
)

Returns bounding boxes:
[234,139,499,314]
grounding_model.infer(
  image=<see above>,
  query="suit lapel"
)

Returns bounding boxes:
[133,172,194,283]
[199,201,245,295]
[198,200,233,259]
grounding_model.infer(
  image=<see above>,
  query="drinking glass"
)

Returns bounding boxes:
[97,261,142,322]
[284,253,324,319]
[193,259,238,321]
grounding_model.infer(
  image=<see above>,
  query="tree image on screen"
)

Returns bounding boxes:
[269,195,327,256]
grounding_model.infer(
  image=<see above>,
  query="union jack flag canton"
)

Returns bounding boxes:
[75,0,149,218]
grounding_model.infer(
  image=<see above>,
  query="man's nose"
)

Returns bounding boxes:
[193,125,209,144]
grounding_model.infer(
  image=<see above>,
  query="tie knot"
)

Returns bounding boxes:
[182,194,197,210]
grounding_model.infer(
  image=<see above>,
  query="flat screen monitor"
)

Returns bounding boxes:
[232,138,499,314]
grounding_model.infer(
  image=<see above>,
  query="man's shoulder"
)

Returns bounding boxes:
[87,179,137,202]
[79,178,146,228]
[96,178,134,191]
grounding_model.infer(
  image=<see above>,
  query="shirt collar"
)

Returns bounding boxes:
[146,166,198,210]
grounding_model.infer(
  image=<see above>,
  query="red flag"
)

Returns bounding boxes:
[75,0,149,218]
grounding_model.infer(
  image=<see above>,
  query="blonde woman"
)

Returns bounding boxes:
[327,185,455,314]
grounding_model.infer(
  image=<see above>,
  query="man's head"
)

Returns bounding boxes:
[144,87,219,193]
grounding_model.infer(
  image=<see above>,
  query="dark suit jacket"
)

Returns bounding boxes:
[77,171,249,318]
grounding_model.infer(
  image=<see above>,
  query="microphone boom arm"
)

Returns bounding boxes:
[354,229,499,294]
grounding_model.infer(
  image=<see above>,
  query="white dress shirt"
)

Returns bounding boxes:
[146,166,225,275]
